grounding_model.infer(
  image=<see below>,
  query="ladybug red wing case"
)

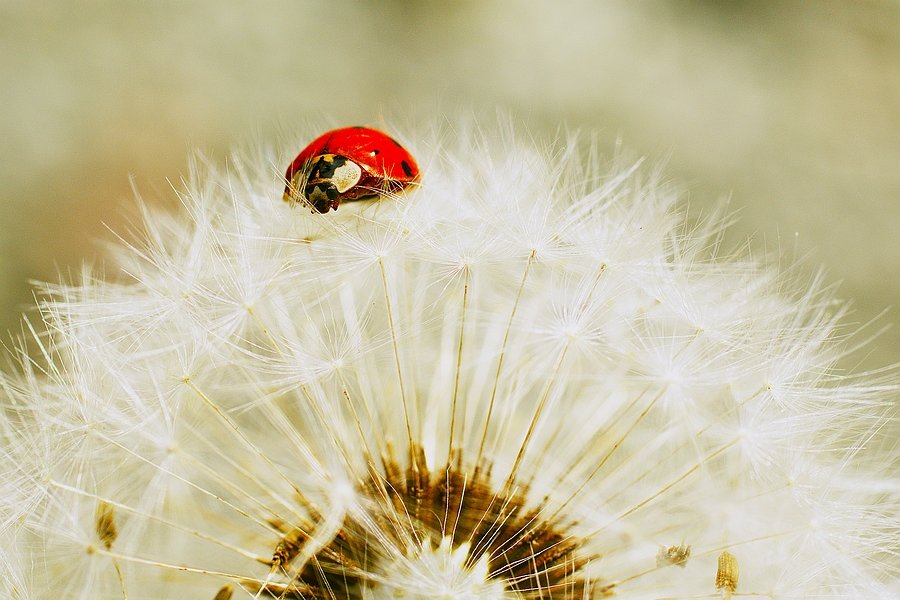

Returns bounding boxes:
[283,126,420,213]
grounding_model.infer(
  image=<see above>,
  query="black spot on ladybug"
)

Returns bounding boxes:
[370,149,379,156]
[401,160,414,177]
[312,155,347,178]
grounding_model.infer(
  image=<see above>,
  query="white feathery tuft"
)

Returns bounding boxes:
[0,120,897,599]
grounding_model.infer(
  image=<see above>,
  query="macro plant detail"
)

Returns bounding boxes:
[243,443,591,598]
[0,123,897,599]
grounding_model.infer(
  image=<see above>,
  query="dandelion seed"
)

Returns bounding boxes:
[656,545,691,569]
[93,501,128,598]
[213,584,233,600]
[94,501,118,550]
[715,551,738,599]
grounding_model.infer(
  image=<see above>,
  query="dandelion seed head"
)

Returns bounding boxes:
[1,120,897,598]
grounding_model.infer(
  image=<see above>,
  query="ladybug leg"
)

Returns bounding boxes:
[338,171,392,205]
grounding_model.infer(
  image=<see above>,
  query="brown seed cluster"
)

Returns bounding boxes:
[244,444,599,598]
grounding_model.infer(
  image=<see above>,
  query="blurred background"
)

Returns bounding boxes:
[1,0,898,370]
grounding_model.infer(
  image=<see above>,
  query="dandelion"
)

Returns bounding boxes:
[1,121,897,599]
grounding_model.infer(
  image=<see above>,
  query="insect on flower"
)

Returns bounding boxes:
[282,126,420,213]
[2,122,898,600]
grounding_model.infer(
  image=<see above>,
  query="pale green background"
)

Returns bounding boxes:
[1,1,898,370]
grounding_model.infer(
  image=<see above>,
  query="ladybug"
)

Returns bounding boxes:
[283,126,420,213]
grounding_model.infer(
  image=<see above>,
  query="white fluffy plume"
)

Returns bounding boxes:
[0,121,897,599]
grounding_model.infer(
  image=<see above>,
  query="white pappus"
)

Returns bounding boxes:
[0,121,897,599]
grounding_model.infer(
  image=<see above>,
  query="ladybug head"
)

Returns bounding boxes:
[293,154,363,213]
